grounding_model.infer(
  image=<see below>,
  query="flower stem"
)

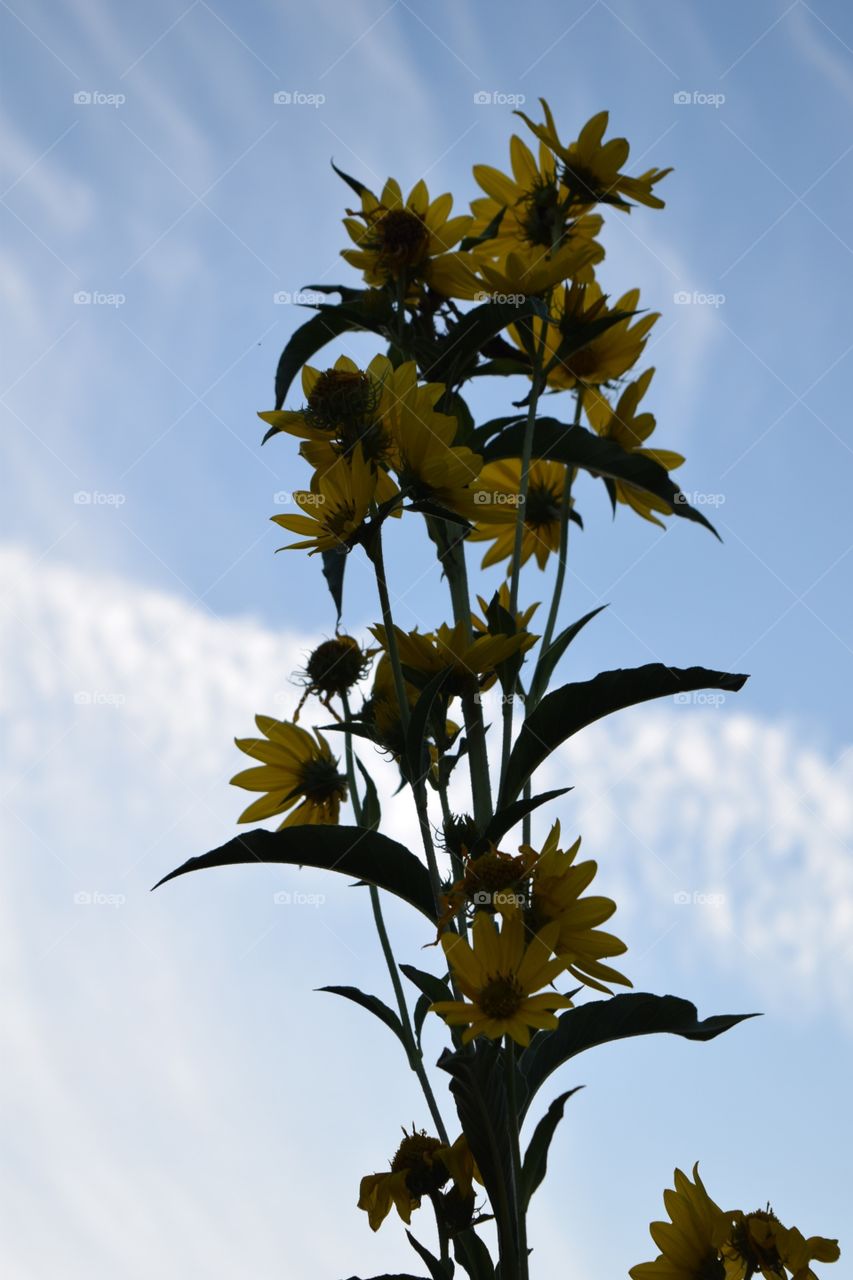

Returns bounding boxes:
[340,690,449,1144]
[505,1038,528,1280]
[537,386,584,664]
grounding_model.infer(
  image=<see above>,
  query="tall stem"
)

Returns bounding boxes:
[499,316,549,792]
[340,691,449,1143]
[538,386,584,662]
[505,1038,528,1280]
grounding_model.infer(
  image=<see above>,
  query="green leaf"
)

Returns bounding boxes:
[424,298,539,388]
[318,985,406,1049]
[458,206,505,253]
[483,419,720,537]
[321,548,347,623]
[355,757,381,831]
[521,1087,583,1209]
[499,664,749,806]
[468,357,530,380]
[519,993,759,1116]
[452,1229,495,1280]
[480,787,572,850]
[272,302,388,411]
[406,1232,454,1280]
[331,159,367,198]
[400,963,453,1006]
[152,825,437,921]
[413,992,431,1048]
[526,605,608,710]
[302,283,366,302]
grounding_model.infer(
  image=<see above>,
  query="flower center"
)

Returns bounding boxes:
[561,160,608,206]
[305,369,379,434]
[371,208,430,267]
[305,636,368,697]
[391,1131,450,1196]
[297,755,348,806]
[518,177,563,248]
[479,973,525,1019]
[525,481,562,528]
[464,851,527,909]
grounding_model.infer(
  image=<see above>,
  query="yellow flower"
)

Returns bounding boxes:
[358,1130,477,1231]
[511,281,658,390]
[433,912,574,1046]
[470,132,603,271]
[271,445,377,553]
[230,718,347,827]
[468,458,575,571]
[472,583,540,635]
[429,232,602,302]
[342,177,472,295]
[630,1165,731,1280]
[723,1211,840,1280]
[371,620,536,699]
[293,634,375,721]
[521,822,631,993]
[362,653,418,758]
[517,100,672,212]
[585,368,684,527]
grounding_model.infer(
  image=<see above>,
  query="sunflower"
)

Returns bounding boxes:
[371,621,536,699]
[630,1165,731,1280]
[470,132,603,268]
[585,368,684,526]
[230,718,347,827]
[723,1211,840,1280]
[358,1130,478,1232]
[510,281,658,391]
[341,177,472,295]
[472,582,540,636]
[521,822,631,993]
[516,99,672,212]
[271,445,378,553]
[292,634,375,721]
[361,653,418,759]
[432,911,573,1046]
[468,458,575,571]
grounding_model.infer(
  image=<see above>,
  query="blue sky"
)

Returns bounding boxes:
[2,2,853,1277]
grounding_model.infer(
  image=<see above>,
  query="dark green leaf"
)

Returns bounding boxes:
[483,419,720,537]
[400,964,453,1006]
[468,357,530,380]
[467,415,526,454]
[526,606,608,710]
[405,668,452,785]
[321,548,347,623]
[355,757,381,831]
[302,283,366,301]
[406,1232,454,1280]
[480,787,572,851]
[499,664,749,806]
[318,985,406,1048]
[519,993,759,1116]
[331,159,367,197]
[453,1229,495,1280]
[424,299,539,388]
[272,303,387,411]
[458,206,505,253]
[413,992,431,1048]
[521,1088,583,1209]
[152,825,437,921]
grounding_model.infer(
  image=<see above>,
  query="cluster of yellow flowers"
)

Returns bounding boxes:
[632,1165,839,1280]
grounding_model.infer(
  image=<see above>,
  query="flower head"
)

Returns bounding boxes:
[630,1164,731,1280]
[371,620,536,700]
[585,368,684,526]
[293,634,375,721]
[342,177,472,296]
[517,100,672,212]
[231,718,347,827]
[271,445,378,553]
[468,458,575,571]
[724,1211,840,1280]
[431,912,574,1046]
[358,1129,477,1231]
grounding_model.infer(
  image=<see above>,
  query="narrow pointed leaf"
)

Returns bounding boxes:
[519,993,759,1116]
[400,964,453,1006]
[273,303,387,410]
[406,1231,454,1280]
[331,159,367,197]
[355,757,381,831]
[500,664,749,806]
[321,547,347,622]
[526,606,608,710]
[405,668,451,785]
[521,1087,583,1209]
[152,825,437,921]
[318,985,406,1048]
[480,787,572,851]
